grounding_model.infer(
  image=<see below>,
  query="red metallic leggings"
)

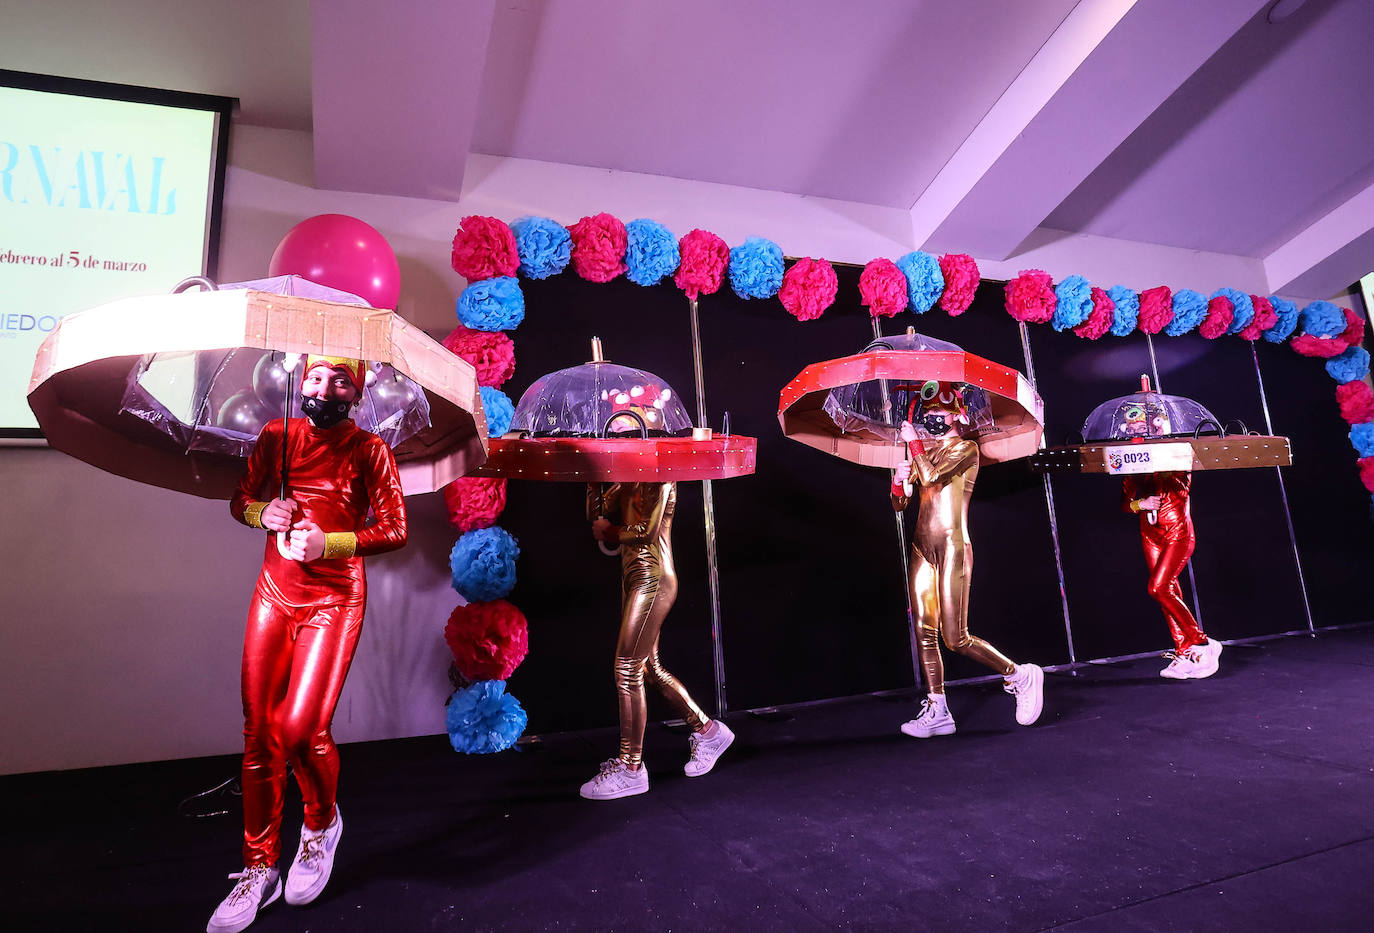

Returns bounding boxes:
[240,580,363,866]
[1140,520,1205,653]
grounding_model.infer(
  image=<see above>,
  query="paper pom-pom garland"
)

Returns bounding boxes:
[442,325,516,388]
[675,229,730,300]
[1339,308,1368,347]
[1290,332,1350,358]
[450,526,520,602]
[1197,294,1233,340]
[1074,287,1115,340]
[445,679,527,755]
[1300,300,1347,339]
[1336,381,1374,424]
[728,236,785,300]
[510,216,571,280]
[1240,295,1278,341]
[896,251,944,314]
[1265,296,1300,343]
[1107,286,1139,337]
[1005,270,1057,324]
[1358,456,1374,494]
[938,254,980,316]
[859,259,908,319]
[568,213,627,283]
[457,276,525,332]
[1351,422,1374,458]
[479,386,515,437]
[451,215,519,282]
[1137,286,1174,335]
[778,258,838,322]
[1051,275,1093,332]
[1161,288,1206,337]
[1326,346,1372,385]
[624,218,680,286]
[445,599,530,682]
[444,476,508,532]
[1211,288,1253,335]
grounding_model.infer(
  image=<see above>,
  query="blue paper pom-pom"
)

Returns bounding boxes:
[1300,300,1346,339]
[895,251,944,314]
[624,218,680,286]
[1212,287,1254,335]
[1351,422,1374,458]
[1164,288,1208,336]
[1326,346,1371,385]
[479,385,514,437]
[457,277,525,332]
[446,680,527,755]
[1265,296,1300,343]
[510,217,571,280]
[1051,275,1093,331]
[1107,286,1139,337]
[450,526,520,601]
[727,236,785,300]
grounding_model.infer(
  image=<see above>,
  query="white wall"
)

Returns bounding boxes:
[1,124,1344,774]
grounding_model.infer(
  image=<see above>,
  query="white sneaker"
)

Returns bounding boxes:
[579,759,650,800]
[1160,648,1200,679]
[1186,639,1222,680]
[900,695,956,738]
[684,721,735,777]
[1004,663,1045,726]
[284,805,343,906]
[207,865,280,933]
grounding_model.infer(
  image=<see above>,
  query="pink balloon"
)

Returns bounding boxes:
[268,214,401,309]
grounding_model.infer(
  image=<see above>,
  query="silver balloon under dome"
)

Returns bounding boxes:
[510,344,692,437]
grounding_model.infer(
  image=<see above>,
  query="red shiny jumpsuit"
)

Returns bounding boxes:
[1121,471,1205,653]
[230,417,406,866]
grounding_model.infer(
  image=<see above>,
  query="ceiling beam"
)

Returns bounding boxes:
[912,0,1269,260]
[310,0,495,200]
[1265,178,1374,300]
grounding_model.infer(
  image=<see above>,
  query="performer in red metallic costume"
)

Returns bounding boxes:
[207,355,407,933]
[1122,468,1221,680]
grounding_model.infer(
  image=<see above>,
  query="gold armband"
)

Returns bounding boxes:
[1128,499,1142,513]
[322,532,357,560]
[243,501,269,529]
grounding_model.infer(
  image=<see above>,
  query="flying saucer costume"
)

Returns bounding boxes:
[230,355,407,867]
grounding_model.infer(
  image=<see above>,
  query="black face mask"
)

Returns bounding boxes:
[300,395,352,429]
[921,413,952,436]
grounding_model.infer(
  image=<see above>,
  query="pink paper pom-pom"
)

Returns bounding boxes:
[675,229,730,300]
[1199,296,1234,340]
[568,213,627,283]
[1004,270,1057,324]
[1289,333,1349,358]
[778,258,838,322]
[859,258,908,319]
[1239,295,1278,341]
[1358,456,1374,494]
[443,476,508,532]
[1073,287,1115,340]
[445,599,529,682]
[1340,308,1367,347]
[451,215,519,282]
[1137,286,1174,335]
[442,325,516,387]
[938,254,980,315]
[1337,380,1374,424]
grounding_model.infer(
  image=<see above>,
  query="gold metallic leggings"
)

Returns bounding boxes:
[909,537,1015,694]
[614,556,709,767]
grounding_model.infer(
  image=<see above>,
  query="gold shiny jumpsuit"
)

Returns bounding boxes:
[588,481,709,768]
[891,437,1016,693]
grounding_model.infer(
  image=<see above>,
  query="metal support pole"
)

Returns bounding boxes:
[1251,342,1317,635]
[1018,322,1077,664]
[687,296,728,716]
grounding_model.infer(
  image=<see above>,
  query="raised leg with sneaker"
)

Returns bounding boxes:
[900,693,957,738]
[1004,663,1045,726]
[207,865,280,933]
[684,719,735,777]
[284,805,343,906]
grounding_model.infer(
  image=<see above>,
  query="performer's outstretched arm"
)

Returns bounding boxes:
[909,438,978,487]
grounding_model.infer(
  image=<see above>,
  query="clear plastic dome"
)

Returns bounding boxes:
[1081,390,1220,442]
[510,360,693,437]
[823,332,995,441]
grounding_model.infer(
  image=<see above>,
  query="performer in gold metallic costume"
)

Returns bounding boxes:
[891,382,1044,738]
[579,480,735,799]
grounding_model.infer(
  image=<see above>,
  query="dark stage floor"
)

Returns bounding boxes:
[7,627,1374,932]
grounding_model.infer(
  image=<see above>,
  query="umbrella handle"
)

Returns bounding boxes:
[1146,509,1158,526]
[598,540,621,557]
[275,531,294,559]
